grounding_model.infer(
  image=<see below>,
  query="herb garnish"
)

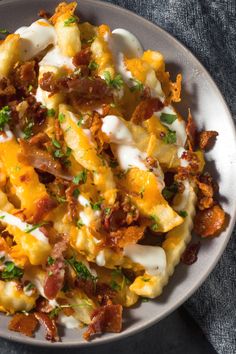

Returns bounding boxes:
[58,113,65,123]
[150,215,159,232]
[178,210,188,218]
[1,261,23,280]
[73,188,80,198]
[130,78,144,92]
[67,257,97,281]
[77,219,84,229]
[25,221,48,233]
[0,29,9,34]
[47,256,55,266]
[64,17,77,26]
[162,129,176,144]
[103,71,124,89]
[88,61,99,71]
[73,170,87,185]
[23,121,34,139]
[47,108,56,117]
[160,113,177,125]
[0,106,11,131]
[162,183,178,201]
[110,280,121,291]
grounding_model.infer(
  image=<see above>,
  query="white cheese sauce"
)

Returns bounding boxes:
[58,314,80,329]
[0,210,49,244]
[15,19,57,61]
[124,244,166,274]
[0,126,13,142]
[39,46,75,69]
[95,250,106,267]
[102,115,164,189]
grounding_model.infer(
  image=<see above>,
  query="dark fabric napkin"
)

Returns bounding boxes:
[105,0,236,353]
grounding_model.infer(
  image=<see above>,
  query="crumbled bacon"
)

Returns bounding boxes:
[18,139,72,181]
[95,283,117,305]
[8,313,38,337]
[108,226,145,248]
[38,9,51,19]
[28,132,50,146]
[39,72,112,102]
[13,61,37,91]
[196,172,218,210]
[131,98,164,124]
[34,312,59,342]
[181,242,201,265]
[72,48,92,67]
[83,304,122,340]
[0,77,16,96]
[194,204,226,237]
[186,110,197,151]
[199,130,218,150]
[33,196,56,223]
[65,184,79,221]
[36,297,53,313]
[44,234,69,299]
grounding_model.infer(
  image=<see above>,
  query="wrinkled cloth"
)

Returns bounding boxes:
[104,1,236,353]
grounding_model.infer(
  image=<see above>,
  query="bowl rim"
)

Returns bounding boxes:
[0,0,236,347]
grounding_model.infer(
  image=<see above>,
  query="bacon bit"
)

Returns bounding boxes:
[169,73,182,103]
[65,184,79,221]
[95,283,117,306]
[194,204,226,237]
[108,226,145,248]
[14,61,37,91]
[36,298,53,313]
[181,242,201,265]
[0,77,16,96]
[75,278,96,298]
[38,9,51,19]
[90,112,106,149]
[199,130,218,150]
[18,140,72,181]
[73,48,92,67]
[8,313,38,337]
[196,172,217,210]
[83,304,122,340]
[44,234,68,299]
[28,132,50,146]
[33,196,56,223]
[186,109,197,151]
[34,312,59,342]
[146,156,157,168]
[131,98,164,125]
[54,118,64,143]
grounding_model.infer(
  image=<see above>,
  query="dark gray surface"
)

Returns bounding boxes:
[0,0,235,353]
[0,308,216,354]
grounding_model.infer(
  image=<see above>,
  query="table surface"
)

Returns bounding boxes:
[0,308,216,354]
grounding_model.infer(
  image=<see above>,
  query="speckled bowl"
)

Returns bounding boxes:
[0,0,235,347]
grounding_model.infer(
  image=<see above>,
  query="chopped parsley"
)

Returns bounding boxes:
[0,215,5,220]
[141,277,150,282]
[0,106,11,131]
[67,257,96,281]
[28,84,33,92]
[72,188,80,198]
[25,221,48,233]
[110,280,121,291]
[178,210,188,218]
[103,71,124,90]
[90,200,102,211]
[52,139,61,149]
[64,17,77,26]
[160,112,177,125]
[58,113,65,123]
[0,29,9,34]
[141,297,149,302]
[47,108,56,117]
[162,183,178,201]
[23,121,34,139]
[24,282,36,292]
[47,256,55,266]
[162,129,176,144]
[73,170,87,185]
[88,61,99,71]
[49,306,61,318]
[104,207,111,215]
[150,215,159,232]
[77,116,83,127]
[77,219,84,229]
[1,261,23,280]
[130,78,144,92]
